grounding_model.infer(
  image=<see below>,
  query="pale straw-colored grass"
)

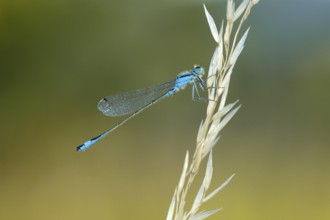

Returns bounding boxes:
[166,1,259,219]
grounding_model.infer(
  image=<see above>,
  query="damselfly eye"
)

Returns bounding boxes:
[193,65,204,76]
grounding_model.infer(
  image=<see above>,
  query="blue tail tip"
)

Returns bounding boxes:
[76,145,84,152]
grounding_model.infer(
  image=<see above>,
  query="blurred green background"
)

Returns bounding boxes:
[1,0,329,219]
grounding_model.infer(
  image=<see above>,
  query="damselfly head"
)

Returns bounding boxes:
[193,65,205,76]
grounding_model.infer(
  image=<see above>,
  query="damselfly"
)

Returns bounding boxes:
[76,65,206,152]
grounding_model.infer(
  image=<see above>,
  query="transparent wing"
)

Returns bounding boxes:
[98,79,175,116]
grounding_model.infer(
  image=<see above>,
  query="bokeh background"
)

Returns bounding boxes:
[1,0,329,219]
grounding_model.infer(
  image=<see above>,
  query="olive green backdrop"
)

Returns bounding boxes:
[1,0,329,219]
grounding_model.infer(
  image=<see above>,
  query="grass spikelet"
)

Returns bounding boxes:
[166,1,259,219]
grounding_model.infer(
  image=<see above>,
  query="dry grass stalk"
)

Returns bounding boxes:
[166,1,259,219]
